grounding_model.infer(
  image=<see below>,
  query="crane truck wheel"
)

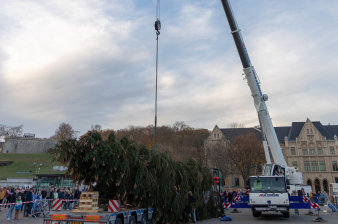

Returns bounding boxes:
[251,209,262,217]
[282,211,290,218]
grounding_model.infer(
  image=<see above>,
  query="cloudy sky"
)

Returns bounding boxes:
[1,0,338,137]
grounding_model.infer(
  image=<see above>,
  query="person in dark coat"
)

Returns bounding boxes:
[18,188,25,212]
[24,188,33,217]
[6,189,16,220]
[188,191,196,223]
[47,188,54,211]
[41,188,47,199]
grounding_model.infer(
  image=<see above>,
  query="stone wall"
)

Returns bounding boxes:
[2,137,58,154]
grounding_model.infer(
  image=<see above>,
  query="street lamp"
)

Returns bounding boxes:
[33,162,43,174]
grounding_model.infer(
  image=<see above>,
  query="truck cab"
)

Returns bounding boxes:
[249,176,290,218]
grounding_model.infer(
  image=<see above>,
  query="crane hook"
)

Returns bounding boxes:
[155,19,161,35]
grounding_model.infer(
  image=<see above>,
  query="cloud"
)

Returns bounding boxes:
[0,0,338,137]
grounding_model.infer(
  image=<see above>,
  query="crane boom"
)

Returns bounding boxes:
[220,0,286,166]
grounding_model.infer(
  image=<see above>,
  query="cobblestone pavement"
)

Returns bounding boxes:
[1,206,336,223]
[200,208,337,224]
[0,207,45,223]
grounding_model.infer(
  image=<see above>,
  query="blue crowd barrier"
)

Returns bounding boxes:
[223,195,316,210]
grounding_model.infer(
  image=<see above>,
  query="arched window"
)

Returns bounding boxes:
[323,179,329,193]
[314,178,321,194]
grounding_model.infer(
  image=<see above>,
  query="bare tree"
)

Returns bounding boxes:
[228,122,246,128]
[91,124,102,132]
[53,122,77,140]
[0,124,24,137]
[172,121,191,132]
[208,139,232,181]
[230,133,265,187]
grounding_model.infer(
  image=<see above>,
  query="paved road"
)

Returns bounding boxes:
[0,207,45,223]
[1,206,336,223]
[200,208,336,224]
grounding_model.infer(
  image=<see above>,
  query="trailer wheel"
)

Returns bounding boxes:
[115,218,123,224]
[129,216,137,224]
[141,214,147,224]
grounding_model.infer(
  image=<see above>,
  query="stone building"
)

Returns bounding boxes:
[206,119,338,194]
[1,137,58,153]
[282,118,338,194]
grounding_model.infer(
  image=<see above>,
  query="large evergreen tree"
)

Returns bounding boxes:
[52,131,215,223]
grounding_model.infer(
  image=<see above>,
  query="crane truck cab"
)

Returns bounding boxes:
[249,176,290,218]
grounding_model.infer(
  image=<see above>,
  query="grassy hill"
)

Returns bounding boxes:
[0,153,64,180]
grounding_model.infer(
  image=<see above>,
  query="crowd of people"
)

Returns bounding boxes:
[0,186,82,221]
[222,189,250,203]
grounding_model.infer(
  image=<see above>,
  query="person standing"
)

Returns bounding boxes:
[41,188,47,199]
[68,190,74,210]
[188,191,197,223]
[24,188,33,217]
[14,195,23,220]
[63,190,70,210]
[74,187,81,207]
[47,188,55,211]
[0,187,6,212]
[6,188,16,220]
[18,188,25,212]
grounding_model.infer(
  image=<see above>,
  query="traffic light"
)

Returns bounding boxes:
[213,176,220,185]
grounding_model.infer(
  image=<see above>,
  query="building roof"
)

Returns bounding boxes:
[219,121,338,143]
[274,127,291,143]
[325,125,338,139]
[288,122,305,141]
[287,121,338,141]
[313,122,334,139]
[220,128,262,142]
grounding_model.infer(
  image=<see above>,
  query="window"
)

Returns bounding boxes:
[307,129,309,134]
[304,161,311,172]
[333,161,338,171]
[310,148,316,155]
[214,134,216,138]
[234,178,240,187]
[310,129,313,134]
[302,148,308,155]
[330,146,335,155]
[311,161,319,171]
[317,148,323,155]
[335,177,338,183]
[292,161,298,168]
[290,147,296,155]
[249,177,286,193]
[309,136,313,141]
[319,161,326,171]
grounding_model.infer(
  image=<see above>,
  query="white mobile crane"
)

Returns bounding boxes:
[220,0,303,218]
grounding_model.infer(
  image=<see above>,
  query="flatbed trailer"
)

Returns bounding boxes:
[44,208,154,224]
